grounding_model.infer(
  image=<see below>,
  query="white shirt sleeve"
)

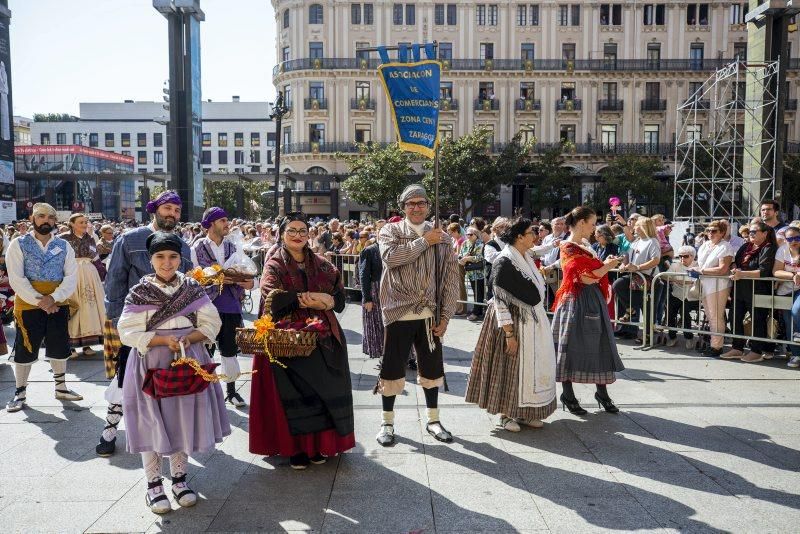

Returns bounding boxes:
[190,246,200,268]
[493,297,513,328]
[195,299,222,343]
[51,245,78,303]
[117,308,156,355]
[5,238,43,305]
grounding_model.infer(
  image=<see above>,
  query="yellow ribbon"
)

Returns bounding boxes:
[170,357,256,382]
[252,314,287,368]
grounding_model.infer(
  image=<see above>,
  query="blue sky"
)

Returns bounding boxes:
[10,0,277,118]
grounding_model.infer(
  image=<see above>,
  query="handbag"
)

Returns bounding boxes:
[687,280,702,300]
[463,244,484,272]
[628,273,651,291]
[142,342,219,400]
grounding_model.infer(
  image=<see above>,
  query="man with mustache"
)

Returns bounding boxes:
[5,203,81,412]
[95,190,193,457]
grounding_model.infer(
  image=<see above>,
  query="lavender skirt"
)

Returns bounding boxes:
[122,327,231,455]
[362,283,384,358]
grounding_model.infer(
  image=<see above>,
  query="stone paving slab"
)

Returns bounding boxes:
[1,301,798,532]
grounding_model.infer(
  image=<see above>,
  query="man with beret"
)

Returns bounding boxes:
[191,207,255,408]
[95,190,194,457]
[375,184,460,445]
[5,203,81,412]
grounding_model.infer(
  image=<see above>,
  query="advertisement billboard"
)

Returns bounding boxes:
[189,15,204,209]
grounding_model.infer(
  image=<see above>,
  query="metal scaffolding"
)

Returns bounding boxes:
[673,59,780,225]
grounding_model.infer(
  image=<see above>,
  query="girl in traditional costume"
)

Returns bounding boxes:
[118,231,230,514]
[249,212,355,470]
[466,218,557,432]
[552,207,625,415]
[61,213,106,356]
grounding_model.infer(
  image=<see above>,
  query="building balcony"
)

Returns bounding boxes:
[556,99,582,111]
[597,99,624,111]
[283,141,390,155]
[304,98,328,110]
[474,98,500,111]
[641,99,667,111]
[515,98,542,111]
[350,98,376,110]
[786,99,798,111]
[489,142,675,156]
[273,57,789,78]
[439,98,458,111]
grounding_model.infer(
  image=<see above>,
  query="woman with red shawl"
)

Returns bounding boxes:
[249,212,355,470]
[551,206,625,415]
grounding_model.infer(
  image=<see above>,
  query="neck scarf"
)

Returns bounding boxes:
[124,275,210,331]
[266,245,343,344]
[741,240,767,267]
[553,241,608,311]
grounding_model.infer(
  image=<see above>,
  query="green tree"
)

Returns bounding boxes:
[525,147,578,217]
[204,180,273,220]
[422,126,501,218]
[590,155,669,216]
[338,143,416,216]
[32,113,78,122]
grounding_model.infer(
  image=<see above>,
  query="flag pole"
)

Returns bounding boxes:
[434,142,441,325]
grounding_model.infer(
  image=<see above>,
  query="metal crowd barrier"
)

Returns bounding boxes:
[327,253,362,291]
[647,271,799,352]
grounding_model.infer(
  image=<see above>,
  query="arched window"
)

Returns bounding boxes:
[282,9,289,29]
[307,166,328,175]
[309,4,323,24]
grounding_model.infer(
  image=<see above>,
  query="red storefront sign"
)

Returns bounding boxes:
[15,145,134,165]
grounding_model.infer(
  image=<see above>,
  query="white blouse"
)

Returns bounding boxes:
[117,274,222,355]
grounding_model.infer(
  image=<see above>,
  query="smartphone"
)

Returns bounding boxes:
[688,270,700,279]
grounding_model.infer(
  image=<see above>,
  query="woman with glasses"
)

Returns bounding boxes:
[459,228,485,322]
[692,220,734,357]
[249,213,355,470]
[665,246,700,349]
[772,225,800,368]
[612,217,661,343]
[721,221,779,362]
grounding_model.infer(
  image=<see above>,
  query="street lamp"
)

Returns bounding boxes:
[269,91,289,215]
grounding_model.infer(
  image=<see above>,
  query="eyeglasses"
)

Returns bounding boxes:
[748,230,760,236]
[467,233,478,237]
[404,200,429,209]
[677,254,692,259]
[706,229,719,234]
[786,236,800,243]
[285,228,309,237]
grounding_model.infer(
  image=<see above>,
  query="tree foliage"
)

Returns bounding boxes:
[524,147,579,217]
[589,155,669,216]
[33,113,79,122]
[204,180,273,220]
[338,143,416,216]
[422,127,531,217]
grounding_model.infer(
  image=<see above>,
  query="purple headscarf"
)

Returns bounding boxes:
[201,207,228,229]
[146,190,182,214]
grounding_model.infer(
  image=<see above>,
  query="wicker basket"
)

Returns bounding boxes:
[236,327,317,358]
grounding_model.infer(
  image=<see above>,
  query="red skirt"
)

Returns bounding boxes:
[248,353,355,457]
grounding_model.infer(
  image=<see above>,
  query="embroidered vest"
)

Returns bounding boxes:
[20,234,67,282]
[193,238,243,314]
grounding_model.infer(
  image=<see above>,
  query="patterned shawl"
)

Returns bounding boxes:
[123,275,211,331]
[552,241,609,311]
[262,244,343,344]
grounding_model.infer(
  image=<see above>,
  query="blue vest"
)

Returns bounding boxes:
[19,233,68,281]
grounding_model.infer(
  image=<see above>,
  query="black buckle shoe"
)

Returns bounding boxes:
[96,436,117,457]
[289,453,310,470]
[594,392,620,413]
[560,393,588,415]
[426,421,453,443]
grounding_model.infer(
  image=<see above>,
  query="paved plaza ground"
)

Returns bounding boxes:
[0,296,798,533]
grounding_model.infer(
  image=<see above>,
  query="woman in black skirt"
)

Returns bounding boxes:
[551,206,625,414]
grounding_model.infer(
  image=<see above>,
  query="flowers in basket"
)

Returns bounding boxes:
[274,317,327,333]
